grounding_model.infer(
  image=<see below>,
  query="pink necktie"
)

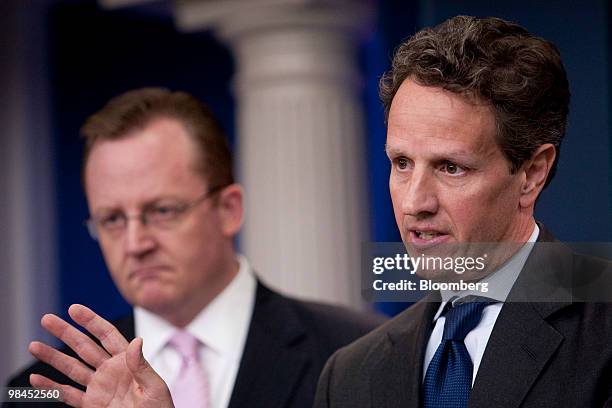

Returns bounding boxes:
[168,330,209,408]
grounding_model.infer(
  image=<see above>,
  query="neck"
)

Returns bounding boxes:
[507,211,536,242]
[478,216,536,281]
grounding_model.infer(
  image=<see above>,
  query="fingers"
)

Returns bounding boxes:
[126,338,172,399]
[29,341,94,386]
[69,304,129,355]
[41,313,110,368]
[30,373,84,407]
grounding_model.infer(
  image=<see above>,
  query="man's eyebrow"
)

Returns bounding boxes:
[384,144,402,156]
[434,150,475,162]
[93,196,182,213]
[384,144,477,162]
[92,206,121,216]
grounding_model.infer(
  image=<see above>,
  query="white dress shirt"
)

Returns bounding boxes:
[423,225,539,385]
[135,255,256,408]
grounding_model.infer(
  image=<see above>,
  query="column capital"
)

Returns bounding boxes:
[176,0,372,95]
[175,0,373,40]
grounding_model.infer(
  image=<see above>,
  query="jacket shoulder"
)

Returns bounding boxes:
[255,282,386,353]
[291,298,386,346]
[313,301,431,407]
[326,298,432,369]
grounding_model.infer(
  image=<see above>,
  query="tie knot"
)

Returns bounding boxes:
[442,300,491,341]
[169,330,201,361]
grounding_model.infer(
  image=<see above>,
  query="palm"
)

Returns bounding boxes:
[28,304,174,408]
[81,352,133,407]
[82,351,166,408]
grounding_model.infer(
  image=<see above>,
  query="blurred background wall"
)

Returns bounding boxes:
[1,0,610,383]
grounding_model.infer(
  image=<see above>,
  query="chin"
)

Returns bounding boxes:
[131,286,179,311]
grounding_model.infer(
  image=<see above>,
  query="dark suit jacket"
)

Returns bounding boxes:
[5,282,385,408]
[314,227,612,407]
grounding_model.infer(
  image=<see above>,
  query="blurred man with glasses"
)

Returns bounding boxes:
[6,88,383,408]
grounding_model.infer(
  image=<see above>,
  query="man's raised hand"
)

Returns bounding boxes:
[28,304,174,408]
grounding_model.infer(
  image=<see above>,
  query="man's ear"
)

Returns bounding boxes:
[217,184,244,237]
[519,143,556,208]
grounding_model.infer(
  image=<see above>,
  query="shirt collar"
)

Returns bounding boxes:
[433,224,540,321]
[135,254,256,360]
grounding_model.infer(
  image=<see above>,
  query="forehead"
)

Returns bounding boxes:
[386,80,498,158]
[84,118,206,207]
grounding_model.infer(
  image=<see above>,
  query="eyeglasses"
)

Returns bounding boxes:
[85,185,227,240]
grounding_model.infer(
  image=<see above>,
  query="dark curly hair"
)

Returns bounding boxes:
[380,15,570,187]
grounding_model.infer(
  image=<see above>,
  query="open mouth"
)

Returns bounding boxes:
[415,231,442,240]
[409,230,449,247]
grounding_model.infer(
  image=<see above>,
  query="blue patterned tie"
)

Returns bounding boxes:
[422,300,491,408]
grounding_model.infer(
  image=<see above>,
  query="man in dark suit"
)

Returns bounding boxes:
[314,15,612,408]
[5,88,384,408]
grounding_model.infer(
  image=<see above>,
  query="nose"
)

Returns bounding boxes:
[123,217,156,257]
[401,167,439,218]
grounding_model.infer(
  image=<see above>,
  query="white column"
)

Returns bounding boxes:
[0,0,58,383]
[175,1,372,307]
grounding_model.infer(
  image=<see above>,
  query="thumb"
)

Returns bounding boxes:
[126,337,168,393]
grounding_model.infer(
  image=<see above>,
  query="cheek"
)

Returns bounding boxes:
[99,242,123,279]
[448,177,520,234]
[444,196,479,233]
[166,223,219,271]
[389,176,405,208]
[389,183,406,227]
[486,175,522,211]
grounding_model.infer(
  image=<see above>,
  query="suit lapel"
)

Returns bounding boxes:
[469,225,571,407]
[468,302,565,408]
[228,283,310,408]
[370,295,440,408]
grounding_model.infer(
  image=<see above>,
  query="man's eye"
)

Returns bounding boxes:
[395,157,409,170]
[440,162,466,175]
[100,213,125,229]
[148,205,180,221]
